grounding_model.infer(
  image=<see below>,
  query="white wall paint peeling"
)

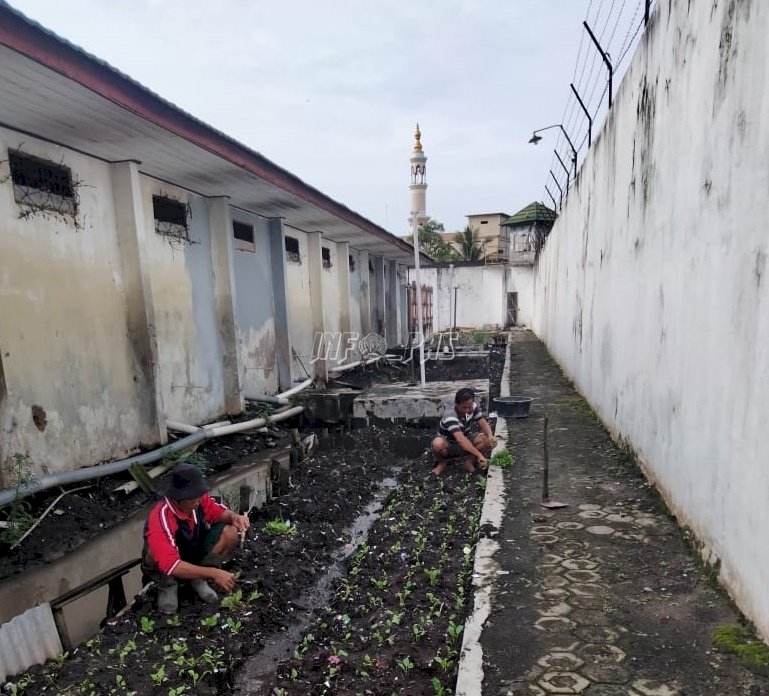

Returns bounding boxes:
[532,0,769,638]
[0,128,153,476]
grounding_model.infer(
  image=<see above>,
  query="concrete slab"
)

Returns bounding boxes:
[352,378,489,424]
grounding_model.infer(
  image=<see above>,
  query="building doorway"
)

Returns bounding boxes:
[506,292,518,327]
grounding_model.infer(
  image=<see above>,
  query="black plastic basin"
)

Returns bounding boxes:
[493,396,533,418]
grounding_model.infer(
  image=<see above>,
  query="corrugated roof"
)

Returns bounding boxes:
[0,603,62,682]
[501,202,557,227]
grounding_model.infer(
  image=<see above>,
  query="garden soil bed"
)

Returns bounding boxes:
[2,347,503,695]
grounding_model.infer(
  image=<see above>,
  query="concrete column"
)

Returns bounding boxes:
[397,264,409,345]
[306,231,327,386]
[110,160,166,444]
[208,197,243,414]
[358,250,372,336]
[267,218,293,391]
[372,255,385,337]
[385,259,398,347]
[337,242,352,336]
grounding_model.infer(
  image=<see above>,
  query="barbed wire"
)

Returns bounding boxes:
[542,0,656,209]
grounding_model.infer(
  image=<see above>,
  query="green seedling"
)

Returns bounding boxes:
[489,449,513,468]
[221,589,246,611]
[165,614,181,627]
[433,655,453,672]
[262,519,298,536]
[370,577,388,590]
[201,613,220,629]
[447,619,463,643]
[150,665,167,685]
[424,567,440,586]
[396,655,414,675]
[140,615,155,634]
[225,617,243,634]
[432,677,449,696]
[248,587,263,602]
[412,623,426,641]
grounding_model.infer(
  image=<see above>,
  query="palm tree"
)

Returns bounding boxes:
[454,226,486,261]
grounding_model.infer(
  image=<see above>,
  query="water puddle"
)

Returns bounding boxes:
[234,470,400,694]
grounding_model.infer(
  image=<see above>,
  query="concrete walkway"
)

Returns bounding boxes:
[462,330,768,696]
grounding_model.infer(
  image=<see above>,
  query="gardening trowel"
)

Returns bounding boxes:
[540,416,569,510]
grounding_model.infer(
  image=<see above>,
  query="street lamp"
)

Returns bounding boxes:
[529,124,578,178]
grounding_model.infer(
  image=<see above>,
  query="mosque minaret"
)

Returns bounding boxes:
[409,123,428,226]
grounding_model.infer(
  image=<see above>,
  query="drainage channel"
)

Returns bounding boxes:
[234,470,401,694]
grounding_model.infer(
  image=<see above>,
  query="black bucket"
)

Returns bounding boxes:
[493,396,533,418]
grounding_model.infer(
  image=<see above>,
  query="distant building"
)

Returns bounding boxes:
[464,212,510,262]
[500,202,557,265]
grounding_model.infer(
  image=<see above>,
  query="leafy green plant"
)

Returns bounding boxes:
[226,616,243,634]
[161,450,208,474]
[201,613,220,629]
[489,449,513,468]
[447,619,463,643]
[150,664,168,685]
[4,674,35,696]
[424,567,440,586]
[140,615,155,634]
[165,615,181,628]
[396,655,414,675]
[220,589,247,611]
[1,453,37,546]
[370,577,388,590]
[432,678,449,696]
[262,519,298,536]
[470,329,487,345]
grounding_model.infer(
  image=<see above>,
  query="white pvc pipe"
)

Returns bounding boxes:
[328,356,381,375]
[277,377,314,400]
[167,420,232,434]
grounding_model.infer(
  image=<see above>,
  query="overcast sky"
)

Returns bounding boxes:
[7,1,643,233]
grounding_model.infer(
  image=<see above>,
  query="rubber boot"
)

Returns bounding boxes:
[157,575,179,615]
[191,579,218,603]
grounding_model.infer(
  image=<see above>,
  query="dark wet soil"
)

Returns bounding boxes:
[0,425,284,582]
[2,348,505,695]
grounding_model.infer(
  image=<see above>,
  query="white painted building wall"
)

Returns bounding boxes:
[348,248,363,342]
[284,226,314,379]
[531,0,769,638]
[321,241,341,336]
[0,129,155,477]
[139,178,226,424]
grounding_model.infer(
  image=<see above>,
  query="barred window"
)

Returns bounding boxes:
[9,150,76,216]
[152,196,188,241]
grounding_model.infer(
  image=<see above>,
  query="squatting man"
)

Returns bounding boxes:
[431,387,495,475]
[142,463,250,614]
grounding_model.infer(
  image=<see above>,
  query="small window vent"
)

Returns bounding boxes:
[233,221,255,252]
[152,195,189,241]
[322,247,333,269]
[9,150,76,216]
[285,235,301,264]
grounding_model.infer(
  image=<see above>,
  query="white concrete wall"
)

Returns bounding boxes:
[231,210,278,397]
[531,0,769,638]
[139,178,226,424]
[0,129,155,477]
[412,265,533,332]
[349,249,363,342]
[321,241,341,336]
[284,226,314,378]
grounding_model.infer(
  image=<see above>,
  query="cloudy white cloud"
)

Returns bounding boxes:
[8,0,634,233]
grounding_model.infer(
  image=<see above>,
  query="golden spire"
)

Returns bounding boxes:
[413,122,423,152]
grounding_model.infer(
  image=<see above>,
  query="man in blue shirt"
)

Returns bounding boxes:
[431,387,494,475]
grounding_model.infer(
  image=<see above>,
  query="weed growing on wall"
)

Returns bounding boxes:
[0,453,37,546]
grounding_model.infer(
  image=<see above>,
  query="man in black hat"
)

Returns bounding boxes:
[142,463,251,614]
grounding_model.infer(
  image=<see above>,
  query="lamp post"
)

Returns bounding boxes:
[410,211,426,387]
[529,124,578,178]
